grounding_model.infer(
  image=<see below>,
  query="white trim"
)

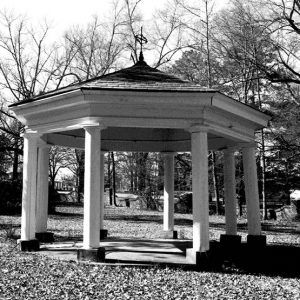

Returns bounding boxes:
[29,117,103,133]
[212,93,271,128]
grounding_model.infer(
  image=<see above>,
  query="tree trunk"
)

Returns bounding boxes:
[260,129,268,219]
[107,152,112,205]
[111,152,117,206]
[12,146,19,181]
[137,152,148,192]
[284,161,291,205]
[133,153,138,192]
[254,65,267,219]
[205,0,212,88]
[12,131,20,181]
[210,151,220,214]
[75,150,84,203]
[130,168,134,192]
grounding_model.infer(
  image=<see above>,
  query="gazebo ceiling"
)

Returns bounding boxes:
[46,127,233,152]
[10,59,271,152]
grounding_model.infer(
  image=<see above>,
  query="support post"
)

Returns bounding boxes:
[242,145,266,247]
[19,132,40,251]
[162,152,177,239]
[100,151,107,239]
[220,148,241,247]
[186,125,210,266]
[78,125,105,261]
[35,140,54,243]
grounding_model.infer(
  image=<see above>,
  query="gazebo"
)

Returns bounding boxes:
[10,56,271,265]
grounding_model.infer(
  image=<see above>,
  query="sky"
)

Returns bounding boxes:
[1,0,227,39]
[1,0,167,36]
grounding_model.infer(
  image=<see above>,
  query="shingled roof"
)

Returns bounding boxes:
[10,59,215,107]
[99,59,185,83]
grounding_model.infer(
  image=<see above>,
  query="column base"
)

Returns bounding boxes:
[243,235,267,271]
[18,239,40,252]
[100,229,108,240]
[35,232,54,243]
[220,234,241,248]
[77,247,105,262]
[186,248,210,269]
[162,230,178,239]
[247,235,266,247]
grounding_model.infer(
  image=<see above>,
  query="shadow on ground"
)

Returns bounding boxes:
[205,241,300,278]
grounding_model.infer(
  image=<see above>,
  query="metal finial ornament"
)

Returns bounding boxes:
[135,27,148,62]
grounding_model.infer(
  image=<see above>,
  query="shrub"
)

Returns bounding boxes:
[292,200,300,215]
[0,180,22,214]
[48,185,61,214]
[2,222,18,240]
[175,192,225,215]
[138,188,162,210]
[175,192,192,213]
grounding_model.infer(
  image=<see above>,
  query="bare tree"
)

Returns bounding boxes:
[175,0,217,84]
[64,2,130,80]
[174,0,223,212]
[122,0,144,63]
[0,11,68,180]
[150,1,187,68]
[215,0,289,218]
[259,0,300,90]
[48,146,74,188]
[215,0,300,106]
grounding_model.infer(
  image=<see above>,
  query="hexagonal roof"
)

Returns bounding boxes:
[9,56,271,152]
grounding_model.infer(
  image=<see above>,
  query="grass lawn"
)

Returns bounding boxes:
[0,206,300,299]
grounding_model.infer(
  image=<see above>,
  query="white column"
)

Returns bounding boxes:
[191,126,209,252]
[242,145,261,235]
[21,132,39,241]
[100,151,105,230]
[36,141,50,233]
[223,148,237,235]
[83,126,102,249]
[163,152,175,231]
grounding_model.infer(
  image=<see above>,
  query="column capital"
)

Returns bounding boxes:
[188,124,209,134]
[82,124,107,131]
[21,130,40,139]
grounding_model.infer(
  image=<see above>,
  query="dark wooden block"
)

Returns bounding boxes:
[220,234,242,248]
[77,247,105,262]
[100,229,108,240]
[186,248,210,270]
[35,232,54,243]
[247,235,267,247]
[19,239,40,252]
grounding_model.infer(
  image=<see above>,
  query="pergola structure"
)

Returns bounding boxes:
[10,57,271,264]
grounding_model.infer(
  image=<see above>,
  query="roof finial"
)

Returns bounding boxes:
[135,26,148,62]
